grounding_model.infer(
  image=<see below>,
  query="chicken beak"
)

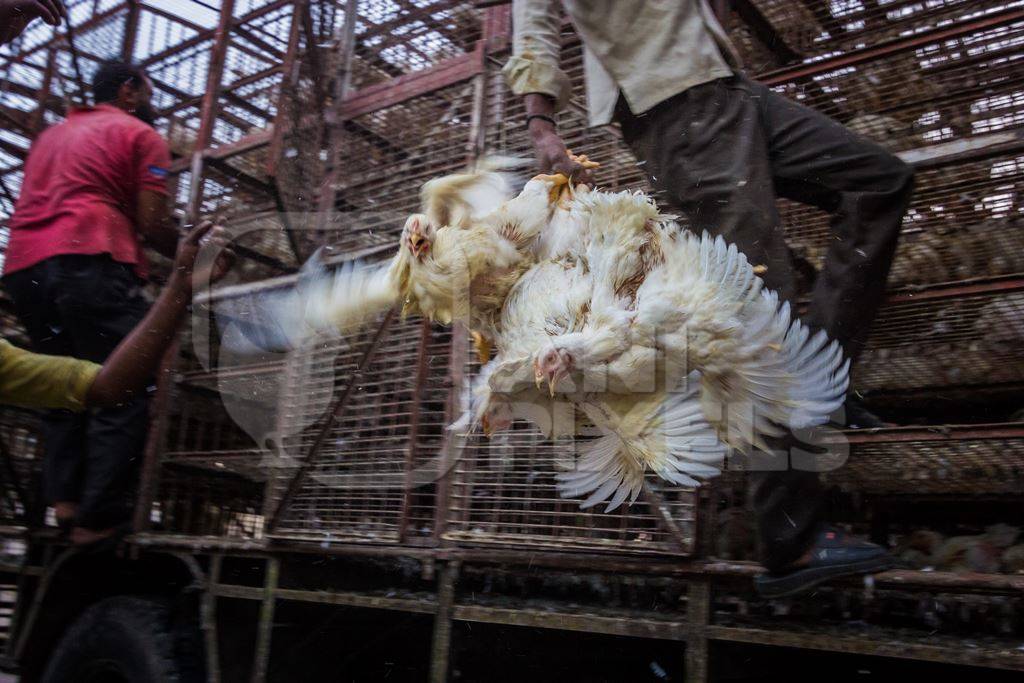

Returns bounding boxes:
[408,233,428,260]
[548,377,557,397]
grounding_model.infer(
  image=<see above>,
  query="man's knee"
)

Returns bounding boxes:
[879,154,915,204]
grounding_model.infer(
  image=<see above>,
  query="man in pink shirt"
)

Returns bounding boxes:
[2,61,180,542]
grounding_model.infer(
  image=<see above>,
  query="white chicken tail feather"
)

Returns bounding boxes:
[556,373,727,512]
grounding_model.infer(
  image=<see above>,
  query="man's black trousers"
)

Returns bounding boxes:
[618,75,914,571]
[4,254,152,530]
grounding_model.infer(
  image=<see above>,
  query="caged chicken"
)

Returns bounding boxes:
[223,158,850,511]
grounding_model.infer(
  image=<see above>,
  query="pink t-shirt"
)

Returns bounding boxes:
[4,104,171,279]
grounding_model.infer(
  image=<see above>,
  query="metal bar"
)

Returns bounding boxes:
[268,178,303,264]
[313,0,357,228]
[250,557,279,683]
[398,319,433,544]
[31,47,57,133]
[272,587,438,613]
[639,481,692,554]
[841,423,1024,445]
[883,276,1024,305]
[897,129,1024,171]
[121,0,141,62]
[267,308,398,531]
[132,340,180,532]
[452,604,691,641]
[338,44,485,121]
[429,561,458,683]
[704,625,1024,671]
[685,580,711,683]
[168,130,275,173]
[760,7,1024,86]
[61,17,89,106]
[202,554,223,683]
[139,0,293,68]
[265,0,305,179]
[187,0,236,219]
[732,0,801,63]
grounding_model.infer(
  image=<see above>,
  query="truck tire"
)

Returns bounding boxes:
[41,595,204,683]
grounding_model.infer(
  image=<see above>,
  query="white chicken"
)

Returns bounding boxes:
[224,159,850,511]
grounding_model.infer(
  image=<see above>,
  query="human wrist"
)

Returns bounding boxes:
[529,118,559,143]
[166,268,193,299]
[527,113,557,135]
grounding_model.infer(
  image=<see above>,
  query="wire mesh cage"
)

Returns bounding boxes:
[824,426,1024,496]
[0,407,42,526]
[854,282,1024,392]
[265,314,450,544]
[445,421,698,556]
[155,385,267,538]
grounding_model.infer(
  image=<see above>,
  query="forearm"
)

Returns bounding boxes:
[85,272,190,406]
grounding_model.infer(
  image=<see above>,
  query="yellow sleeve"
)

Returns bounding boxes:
[502,0,572,110]
[0,340,101,412]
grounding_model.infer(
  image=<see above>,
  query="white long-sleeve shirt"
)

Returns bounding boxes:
[502,0,741,127]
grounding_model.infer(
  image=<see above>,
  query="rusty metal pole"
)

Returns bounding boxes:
[121,0,142,62]
[685,580,711,683]
[266,0,306,177]
[187,0,236,220]
[313,0,358,236]
[398,318,433,543]
[265,0,307,262]
[429,560,459,683]
[134,0,234,532]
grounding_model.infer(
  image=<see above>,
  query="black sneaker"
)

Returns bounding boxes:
[754,527,896,599]
[842,393,890,429]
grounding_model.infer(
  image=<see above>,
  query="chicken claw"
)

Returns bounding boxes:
[471,330,492,364]
[567,151,601,170]
[533,173,572,205]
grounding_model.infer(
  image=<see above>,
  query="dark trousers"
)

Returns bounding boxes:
[618,75,914,571]
[3,254,152,530]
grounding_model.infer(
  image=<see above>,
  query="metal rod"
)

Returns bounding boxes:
[202,554,223,683]
[761,7,1024,86]
[132,340,181,532]
[429,561,458,683]
[61,16,88,106]
[685,580,711,683]
[398,319,433,543]
[250,557,279,683]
